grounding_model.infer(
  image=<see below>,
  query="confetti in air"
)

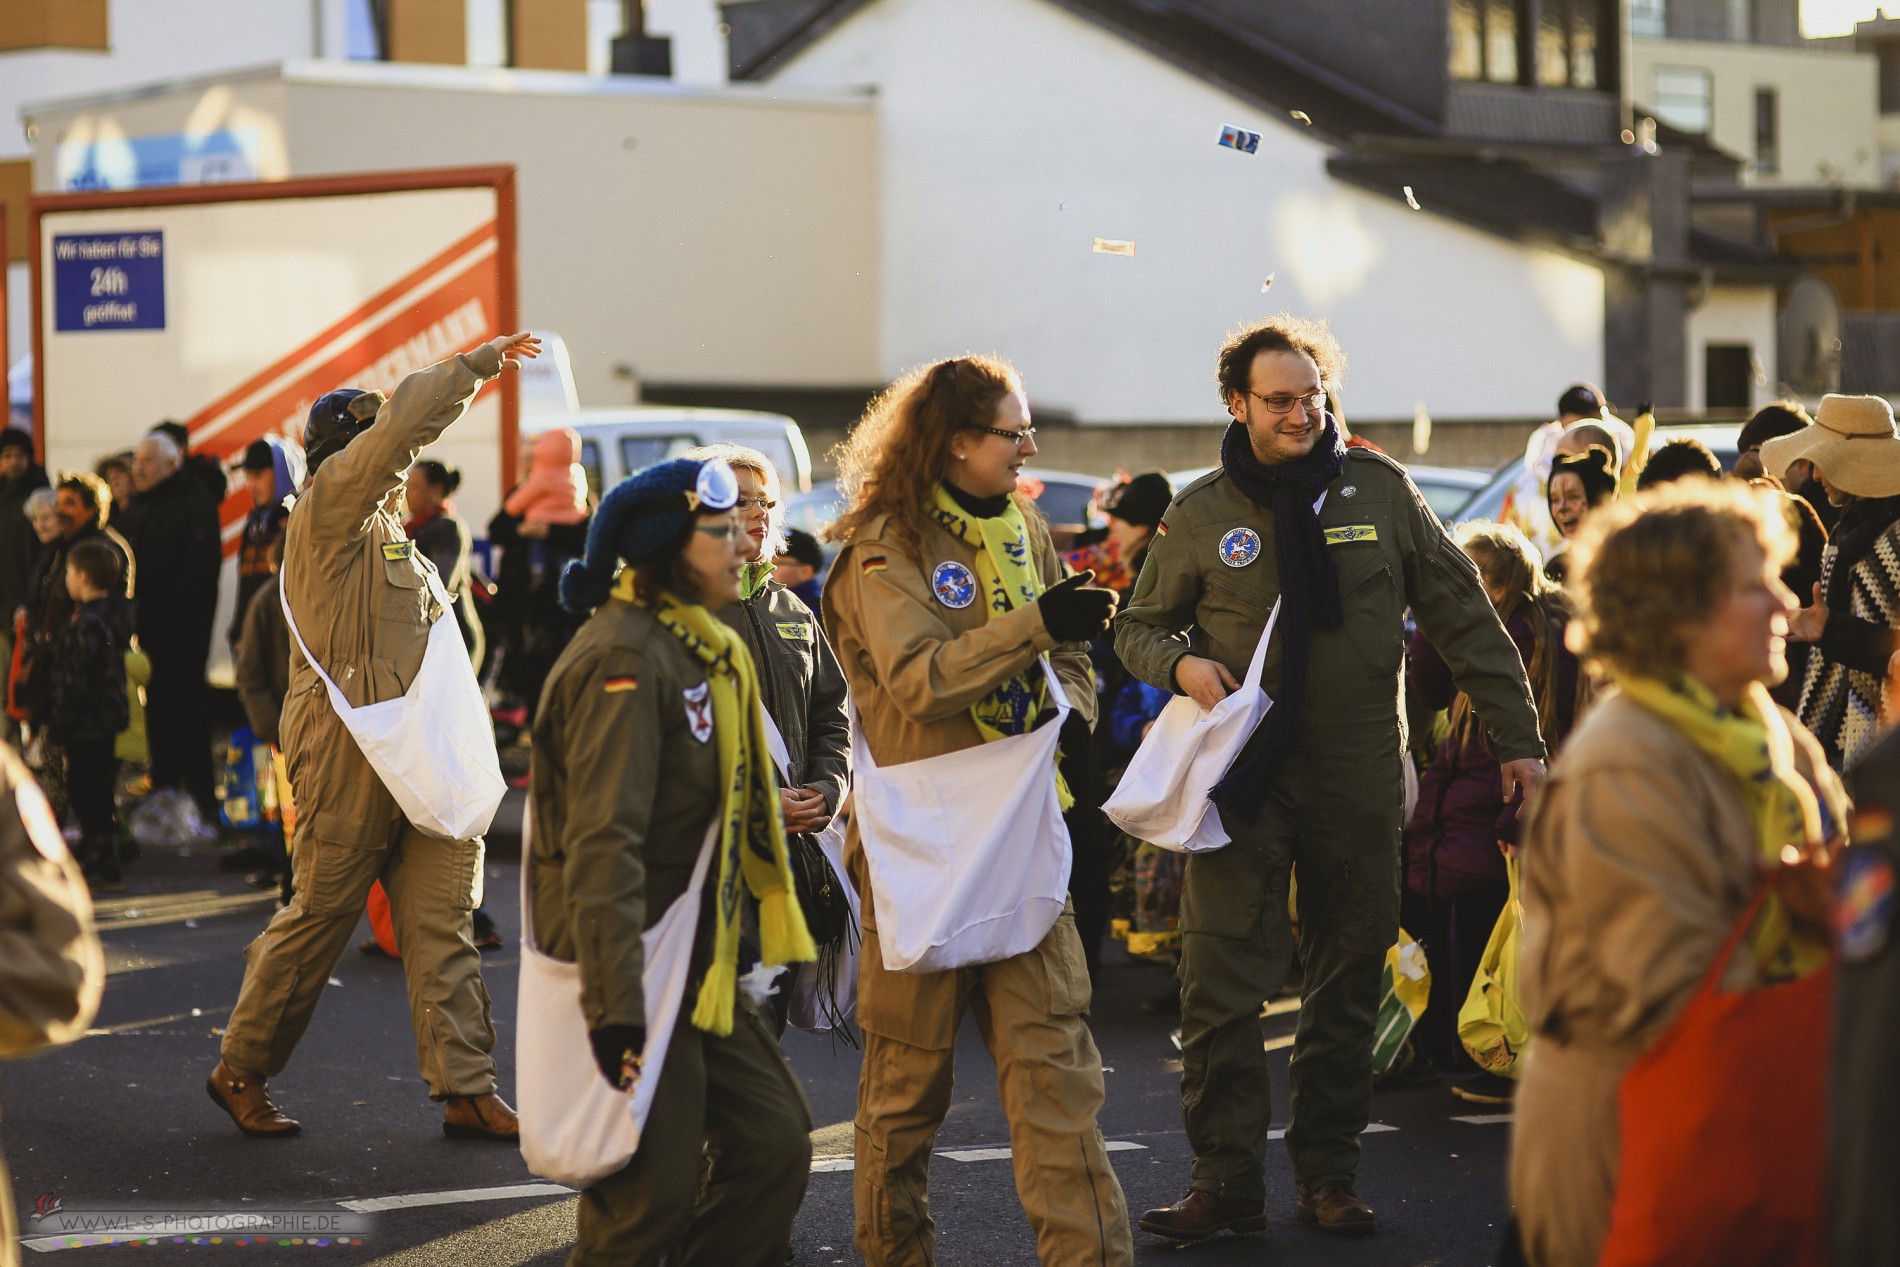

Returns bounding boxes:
[1261,272,1276,293]
[1058,200,1067,211]
[1218,125,1260,154]
[1092,238,1137,257]
[1403,185,1421,211]
[1290,110,1312,126]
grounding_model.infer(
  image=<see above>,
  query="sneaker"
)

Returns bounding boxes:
[1449,1071,1517,1106]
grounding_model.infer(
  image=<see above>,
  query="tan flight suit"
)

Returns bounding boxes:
[222,349,502,1097]
[0,743,104,1267]
[823,509,1134,1267]
[530,597,811,1267]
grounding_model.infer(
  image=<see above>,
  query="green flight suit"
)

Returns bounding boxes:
[1114,446,1543,1200]
[529,597,812,1267]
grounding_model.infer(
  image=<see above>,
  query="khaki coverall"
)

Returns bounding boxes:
[824,510,1134,1267]
[530,598,811,1267]
[1114,448,1543,1201]
[222,350,501,1097]
[0,744,103,1267]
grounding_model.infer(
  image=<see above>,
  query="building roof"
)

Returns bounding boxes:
[724,0,1783,277]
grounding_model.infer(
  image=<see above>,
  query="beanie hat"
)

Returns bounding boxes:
[559,457,740,612]
[1101,471,1173,529]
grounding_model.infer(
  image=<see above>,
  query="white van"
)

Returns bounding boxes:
[520,407,814,499]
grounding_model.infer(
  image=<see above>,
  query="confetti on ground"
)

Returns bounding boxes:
[1092,238,1136,257]
[327,977,343,987]
[1261,272,1276,293]
[1218,124,1260,154]
[1290,110,1312,126]
[1403,185,1421,211]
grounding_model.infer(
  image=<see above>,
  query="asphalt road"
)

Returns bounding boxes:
[1,831,1516,1266]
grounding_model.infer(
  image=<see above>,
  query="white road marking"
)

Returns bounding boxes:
[816,1139,1149,1173]
[1268,1124,1397,1141]
[1451,1113,1514,1125]
[339,1183,574,1213]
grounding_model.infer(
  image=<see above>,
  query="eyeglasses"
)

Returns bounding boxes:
[734,496,778,512]
[1245,389,1326,415]
[977,425,1038,448]
[693,521,740,541]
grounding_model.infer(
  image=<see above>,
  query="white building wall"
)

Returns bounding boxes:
[768,0,1605,425]
[1684,283,1778,413]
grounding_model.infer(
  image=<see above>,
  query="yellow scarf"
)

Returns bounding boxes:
[929,485,1072,810]
[1615,674,1830,981]
[614,574,816,1035]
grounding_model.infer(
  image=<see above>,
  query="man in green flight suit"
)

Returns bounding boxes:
[1116,315,1545,1240]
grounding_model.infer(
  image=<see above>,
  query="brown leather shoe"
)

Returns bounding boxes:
[443,1092,518,1141]
[205,1061,300,1138]
[1137,1188,1267,1242]
[1297,1180,1376,1235]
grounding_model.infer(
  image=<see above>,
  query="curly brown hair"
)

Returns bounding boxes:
[1569,481,1797,681]
[827,355,1027,554]
[1215,313,1347,409]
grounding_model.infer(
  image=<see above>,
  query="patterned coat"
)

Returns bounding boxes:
[1797,493,1900,770]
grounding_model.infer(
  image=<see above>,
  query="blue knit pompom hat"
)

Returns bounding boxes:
[559,456,739,612]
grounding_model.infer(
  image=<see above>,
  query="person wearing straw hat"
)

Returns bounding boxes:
[1764,393,1900,770]
[530,455,816,1265]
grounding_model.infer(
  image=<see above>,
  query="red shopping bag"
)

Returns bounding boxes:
[1598,885,1830,1267]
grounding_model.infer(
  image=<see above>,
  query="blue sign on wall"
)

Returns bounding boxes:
[53,232,166,333]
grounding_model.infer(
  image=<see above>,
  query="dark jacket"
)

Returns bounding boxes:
[716,577,850,815]
[1813,494,1900,677]
[408,507,484,669]
[18,522,135,728]
[50,595,132,746]
[487,506,589,703]
[122,467,222,665]
[1404,609,1580,900]
[235,574,291,747]
[0,466,49,618]
[1773,489,1828,712]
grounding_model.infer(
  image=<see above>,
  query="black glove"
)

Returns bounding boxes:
[589,1023,648,1091]
[1058,710,1092,762]
[1037,571,1118,642]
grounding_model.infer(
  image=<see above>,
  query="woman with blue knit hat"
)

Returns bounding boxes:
[526,454,817,1266]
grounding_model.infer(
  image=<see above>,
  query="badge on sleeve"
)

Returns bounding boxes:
[931,561,977,608]
[682,682,714,744]
[1835,847,1896,964]
[1219,527,1261,568]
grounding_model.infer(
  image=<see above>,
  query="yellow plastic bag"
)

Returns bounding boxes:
[1372,927,1431,1075]
[114,644,151,765]
[1458,857,1530,1078]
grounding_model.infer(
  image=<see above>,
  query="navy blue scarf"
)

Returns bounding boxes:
[1210,416,1346,821]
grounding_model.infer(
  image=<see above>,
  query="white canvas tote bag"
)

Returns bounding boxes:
[1103,597,1282,854]
[280,565,505,841]
[516,809,719,1188]
[852,659,1072,974]
[760,713,861,1033]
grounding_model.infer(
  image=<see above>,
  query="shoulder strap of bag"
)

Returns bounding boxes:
[276,564,348,703]
[760,708,793,784]
[1239,598,1284,692]
[1691,881,1777,1001]
[519,803,721,955]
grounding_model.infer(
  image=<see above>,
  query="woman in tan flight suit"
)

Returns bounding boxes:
[823,355,1133,1267]
[529,455,817,1267]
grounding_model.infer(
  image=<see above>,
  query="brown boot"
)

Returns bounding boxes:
[205,1061,300,1138]
[443,1092,518,1141]
[1297,1180,1376,1235]
[1137,1188,1267,1242]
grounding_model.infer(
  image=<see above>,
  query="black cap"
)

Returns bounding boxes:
[780,527,825,570]
[1101,471,1173,529]
[1556,383,1605,420]
[230,439,275,472]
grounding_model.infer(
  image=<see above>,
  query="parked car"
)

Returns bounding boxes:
[783,468,1108,558]
[1167,462,1491,523]
[520,407,814,500]
[1452,423,1741,525]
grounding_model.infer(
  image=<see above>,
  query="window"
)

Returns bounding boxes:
[1653,66,1712,134]
[467,0,511,67]
[1705,345,1754,410]
[1754,86,1778,175]
[1451,0,1522,84]
[619,435,696,480]
[1538,0,1602,89]
[345,0,386,59]
[1630,0,1666,38]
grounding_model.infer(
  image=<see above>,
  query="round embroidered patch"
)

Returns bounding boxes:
[1219,527,1262,568]
[1340,484,1358,498]
[931,561,978,608]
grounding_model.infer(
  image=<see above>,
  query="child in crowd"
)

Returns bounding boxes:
[51,540,133,889]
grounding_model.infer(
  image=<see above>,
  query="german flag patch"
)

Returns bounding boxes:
[861,555,888,573]
[1156,522,1168,536]
[603,674,638,694]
